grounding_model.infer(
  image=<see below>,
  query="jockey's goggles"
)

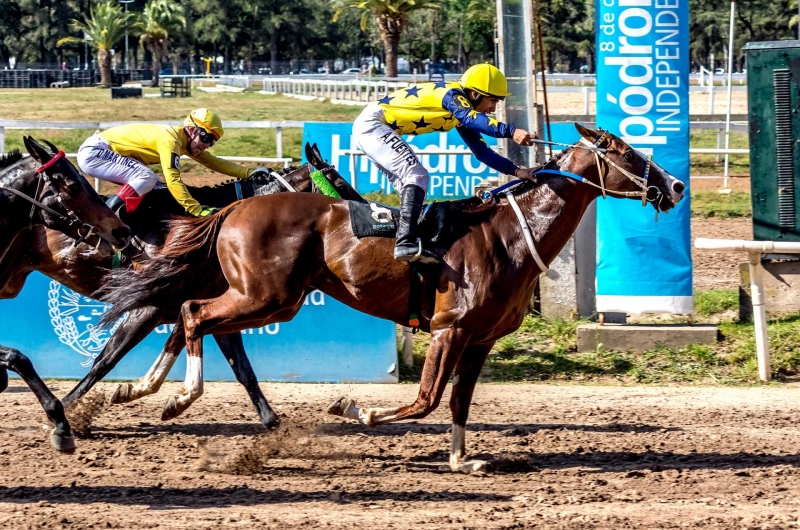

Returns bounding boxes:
[190,116,217,146]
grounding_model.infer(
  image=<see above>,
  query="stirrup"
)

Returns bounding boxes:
[409,238,423,262]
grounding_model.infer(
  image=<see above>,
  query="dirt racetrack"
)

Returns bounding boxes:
[3,380,800,529]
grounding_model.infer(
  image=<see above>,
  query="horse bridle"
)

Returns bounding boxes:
[530,134,663,211]
[492,133,666,274]
[0,151,112,252]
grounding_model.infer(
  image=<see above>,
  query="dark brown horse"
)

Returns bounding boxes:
[1,137,131,453]
[1,145,362,429]
[100,125,685,470]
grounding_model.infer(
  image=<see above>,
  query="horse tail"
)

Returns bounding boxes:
[98,204,237,327]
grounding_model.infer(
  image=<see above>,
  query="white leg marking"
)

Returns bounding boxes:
[130,350,178,399]
[181,354,204,402]
[163,354,204,420]
[449,423,488,473]
[358,406,403,426]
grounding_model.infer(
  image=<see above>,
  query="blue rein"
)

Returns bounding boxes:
[482,167,590,201]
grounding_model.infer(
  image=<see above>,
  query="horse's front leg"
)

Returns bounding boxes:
[0,344,75,453]
[448,342,494,473]
[328,326,468,426]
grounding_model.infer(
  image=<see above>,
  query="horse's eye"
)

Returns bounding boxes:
[623,151,634,162]
[66,180,81,194]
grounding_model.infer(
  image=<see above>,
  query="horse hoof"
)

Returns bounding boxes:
[161,396,180,421]
[326,396,355,417]
[449,459,489,474]
[50,431,76,454]
[111,383,134,404]
[260,409,281,429]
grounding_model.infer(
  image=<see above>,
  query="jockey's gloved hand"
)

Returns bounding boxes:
[199,207,218,217]
[515,167,538,182]
[513,128,536,146]
[249,167,271,179]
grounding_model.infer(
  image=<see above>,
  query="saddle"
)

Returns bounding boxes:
[348,200,448,244]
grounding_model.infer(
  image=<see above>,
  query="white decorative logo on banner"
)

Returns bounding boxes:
[48,281,122,367]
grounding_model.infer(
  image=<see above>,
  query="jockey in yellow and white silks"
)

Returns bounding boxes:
[77,108,269,217]
[353,63,537,264]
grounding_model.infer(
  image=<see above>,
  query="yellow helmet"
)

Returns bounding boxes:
[459,63,510,98]
[184,108,224,140]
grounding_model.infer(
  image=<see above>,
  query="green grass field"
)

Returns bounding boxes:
[0,87,363,163]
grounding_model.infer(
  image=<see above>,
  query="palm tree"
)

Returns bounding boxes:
[139,0,187,87]
[331,0,444,78]
[56,1,138,88]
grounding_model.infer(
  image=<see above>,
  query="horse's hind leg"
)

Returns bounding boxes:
[213,332,279,428]
[165,288,306,421]
[328,327,468,426]
[113,319,186,410]
[0,345,75,453]
[448,342,493,473]
[63,306,162,409]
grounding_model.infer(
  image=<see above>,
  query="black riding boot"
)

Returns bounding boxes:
[394,185,440,264]
[105,194,125,216]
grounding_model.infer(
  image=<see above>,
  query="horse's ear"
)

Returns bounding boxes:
[40,139,59,155]
[23,136,49,164]
[574,123,599,143]
[312,143,326,164]
[304,142,315,163]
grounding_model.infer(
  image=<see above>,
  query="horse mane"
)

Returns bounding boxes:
[194,165,303,191]
[0,149,23,170]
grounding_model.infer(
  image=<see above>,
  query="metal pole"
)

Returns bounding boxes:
[276,126,283,159]
[722,0,736,190]
[118,0,134,70]
[749,251,771,382]
[0,126,5,154]
[124,4,128,70]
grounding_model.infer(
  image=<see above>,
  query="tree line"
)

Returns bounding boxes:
[0,0,796,84]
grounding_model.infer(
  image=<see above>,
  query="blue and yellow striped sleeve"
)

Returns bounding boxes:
[441,88,516,138]
[457,127,519,176]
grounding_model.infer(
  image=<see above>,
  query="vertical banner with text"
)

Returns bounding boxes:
[595,0,693,314]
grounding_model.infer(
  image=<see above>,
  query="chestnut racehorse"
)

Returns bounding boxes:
[1,137,130,453]
[100,125,685,470]
[0,146,361,430]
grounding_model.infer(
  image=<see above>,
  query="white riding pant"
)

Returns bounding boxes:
[352,103,429,193]
[77,133,164,195]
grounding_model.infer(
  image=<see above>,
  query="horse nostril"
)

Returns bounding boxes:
[672,181,685,196]
[112,226,132,243]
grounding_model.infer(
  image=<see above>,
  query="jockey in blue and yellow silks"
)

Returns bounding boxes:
[352,63,537,264]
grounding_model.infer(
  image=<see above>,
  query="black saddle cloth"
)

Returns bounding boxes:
[348,200,447,244]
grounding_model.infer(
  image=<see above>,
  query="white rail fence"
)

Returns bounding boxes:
[1,118,751,185]
[260,77,748,115]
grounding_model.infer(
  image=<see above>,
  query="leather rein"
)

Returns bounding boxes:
[0,151,111,251]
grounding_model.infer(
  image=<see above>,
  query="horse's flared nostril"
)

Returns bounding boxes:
[672,180,685,196]
[112,225,132,244]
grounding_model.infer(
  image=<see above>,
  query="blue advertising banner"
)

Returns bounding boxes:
[3,273,398,383]
[595,0,693,314]
[302,122,500,199]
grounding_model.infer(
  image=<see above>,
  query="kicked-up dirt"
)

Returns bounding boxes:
[2,380,800,529]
